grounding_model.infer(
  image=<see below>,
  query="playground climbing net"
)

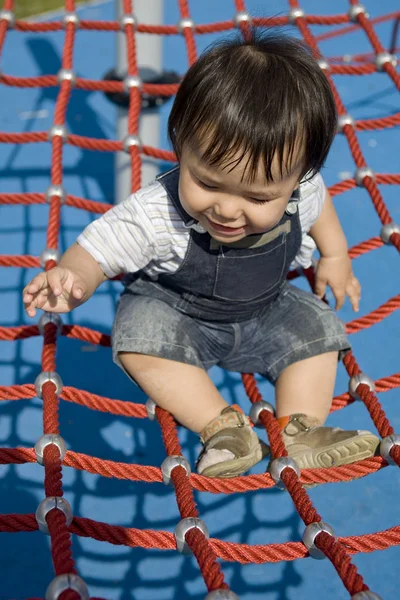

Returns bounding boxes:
[0,0,400,598]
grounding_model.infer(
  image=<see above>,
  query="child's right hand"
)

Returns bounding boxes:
[23,266,87,317]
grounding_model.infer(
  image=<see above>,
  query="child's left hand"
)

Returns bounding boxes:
[314,254,361,312]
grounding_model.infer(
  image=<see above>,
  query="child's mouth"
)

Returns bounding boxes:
[207,218,245,236]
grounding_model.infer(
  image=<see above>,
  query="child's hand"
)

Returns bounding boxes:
[23,266,88,317]
[314,254,361,312]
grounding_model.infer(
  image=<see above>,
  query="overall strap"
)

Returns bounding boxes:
[156,166,195,225]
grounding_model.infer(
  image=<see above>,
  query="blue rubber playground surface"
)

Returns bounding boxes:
[0,1,399,598]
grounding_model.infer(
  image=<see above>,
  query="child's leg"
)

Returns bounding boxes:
[275,351,338,422]
[274,352,380,468]
[119,352,267,477]
[119,352,228,432]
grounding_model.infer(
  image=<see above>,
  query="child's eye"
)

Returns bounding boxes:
[248,197,271,205]
[197,178,217,190]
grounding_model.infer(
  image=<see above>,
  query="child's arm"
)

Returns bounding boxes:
[59,242,108,298]
[309,189,361,311]
[23,243,107,317]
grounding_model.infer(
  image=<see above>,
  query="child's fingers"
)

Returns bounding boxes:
[314,277,327,299]
[24,293,44,317]
[23,276,50,316]
[346,277,361,312]
[23,272,48,300]
[334,288,346,310]
[24,288,50,316]
[71,282,85,299]
[23,269,65,316]
[46,268,66,296]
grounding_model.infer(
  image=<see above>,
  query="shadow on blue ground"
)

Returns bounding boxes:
[0,328,305,600]
[0,36,115,204]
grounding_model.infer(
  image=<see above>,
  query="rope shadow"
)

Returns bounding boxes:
[2,36,115,204]
[0,323,306,599]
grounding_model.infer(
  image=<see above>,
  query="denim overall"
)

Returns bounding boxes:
[124,166,302,323]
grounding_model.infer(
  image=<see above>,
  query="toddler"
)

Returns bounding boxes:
[23,31,380,478]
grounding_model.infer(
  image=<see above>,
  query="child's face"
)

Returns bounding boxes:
[179,145,303,243]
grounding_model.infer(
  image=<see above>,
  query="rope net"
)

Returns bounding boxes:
[0,0,399,598]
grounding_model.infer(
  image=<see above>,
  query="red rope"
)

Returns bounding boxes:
[0,0,399,598]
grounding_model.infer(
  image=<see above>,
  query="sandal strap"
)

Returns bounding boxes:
[200,407,250,444]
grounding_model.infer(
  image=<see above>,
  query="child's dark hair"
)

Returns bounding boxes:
[168,30,337,183]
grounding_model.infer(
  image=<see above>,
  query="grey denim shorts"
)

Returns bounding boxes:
[112,281,350,384]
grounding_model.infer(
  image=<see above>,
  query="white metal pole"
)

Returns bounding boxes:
[115,0,163,203]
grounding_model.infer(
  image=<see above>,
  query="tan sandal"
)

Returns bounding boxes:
[196,407,270,478]
[281,414,380,469]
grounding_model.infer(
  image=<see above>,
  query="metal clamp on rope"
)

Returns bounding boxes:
[380,434,400,466]
[39,247,62,268]
[38,313,63,336]
[103,66,180,109]
[302,521,335,560]
[120,13,137,30]
[205,590,240,599]
[351,592,383,600]
[317,58,330,71]
[35,434,67,466]
[123,134,142,153]
[35,371,63,398]
[337,114,355,132]
[177,18,195,33]
[161,455,191,486]
[124,74,142,92]
[0,9,15,29]
[375,52,397,71]
[287,8,305,24]
[57,68,76,87]
[268,456,300,490]
[348,4,369,22]
[249,401,275,428]
[48,124,68,143]
[174,517,209,555]
[354,167,375,187]
[45,574,89,600]
[146,398,157,421]
[234,12,251,27]
[380,222,400,245]
[348,373,375,400]
[45,184,66,205]
[36,496,73,535]
[63,12,80,28]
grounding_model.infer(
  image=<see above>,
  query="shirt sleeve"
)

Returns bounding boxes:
[77,188,157,278]
[291,172,327,269]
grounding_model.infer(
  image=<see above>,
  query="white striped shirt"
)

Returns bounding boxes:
[77,172,326,279]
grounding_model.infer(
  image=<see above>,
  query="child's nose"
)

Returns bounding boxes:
[214,197,242,220]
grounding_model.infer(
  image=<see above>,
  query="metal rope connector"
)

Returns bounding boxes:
[175,517,209,554]
[268,456,301,490]
[351,592,383,600]
[302,521,335,559]
[36,496,73,535]
[205,590,240,599]
[380,434,400,465]
[35,371,63,398]
[177,18,195,33]
[38,312,63,336]
[348,373,375,400]
[0,9,15,29]
[234,12,251,27]
[249,401,275,427]
[35,434,67,466]
[45,574,89,600]
[161,455,191,486]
